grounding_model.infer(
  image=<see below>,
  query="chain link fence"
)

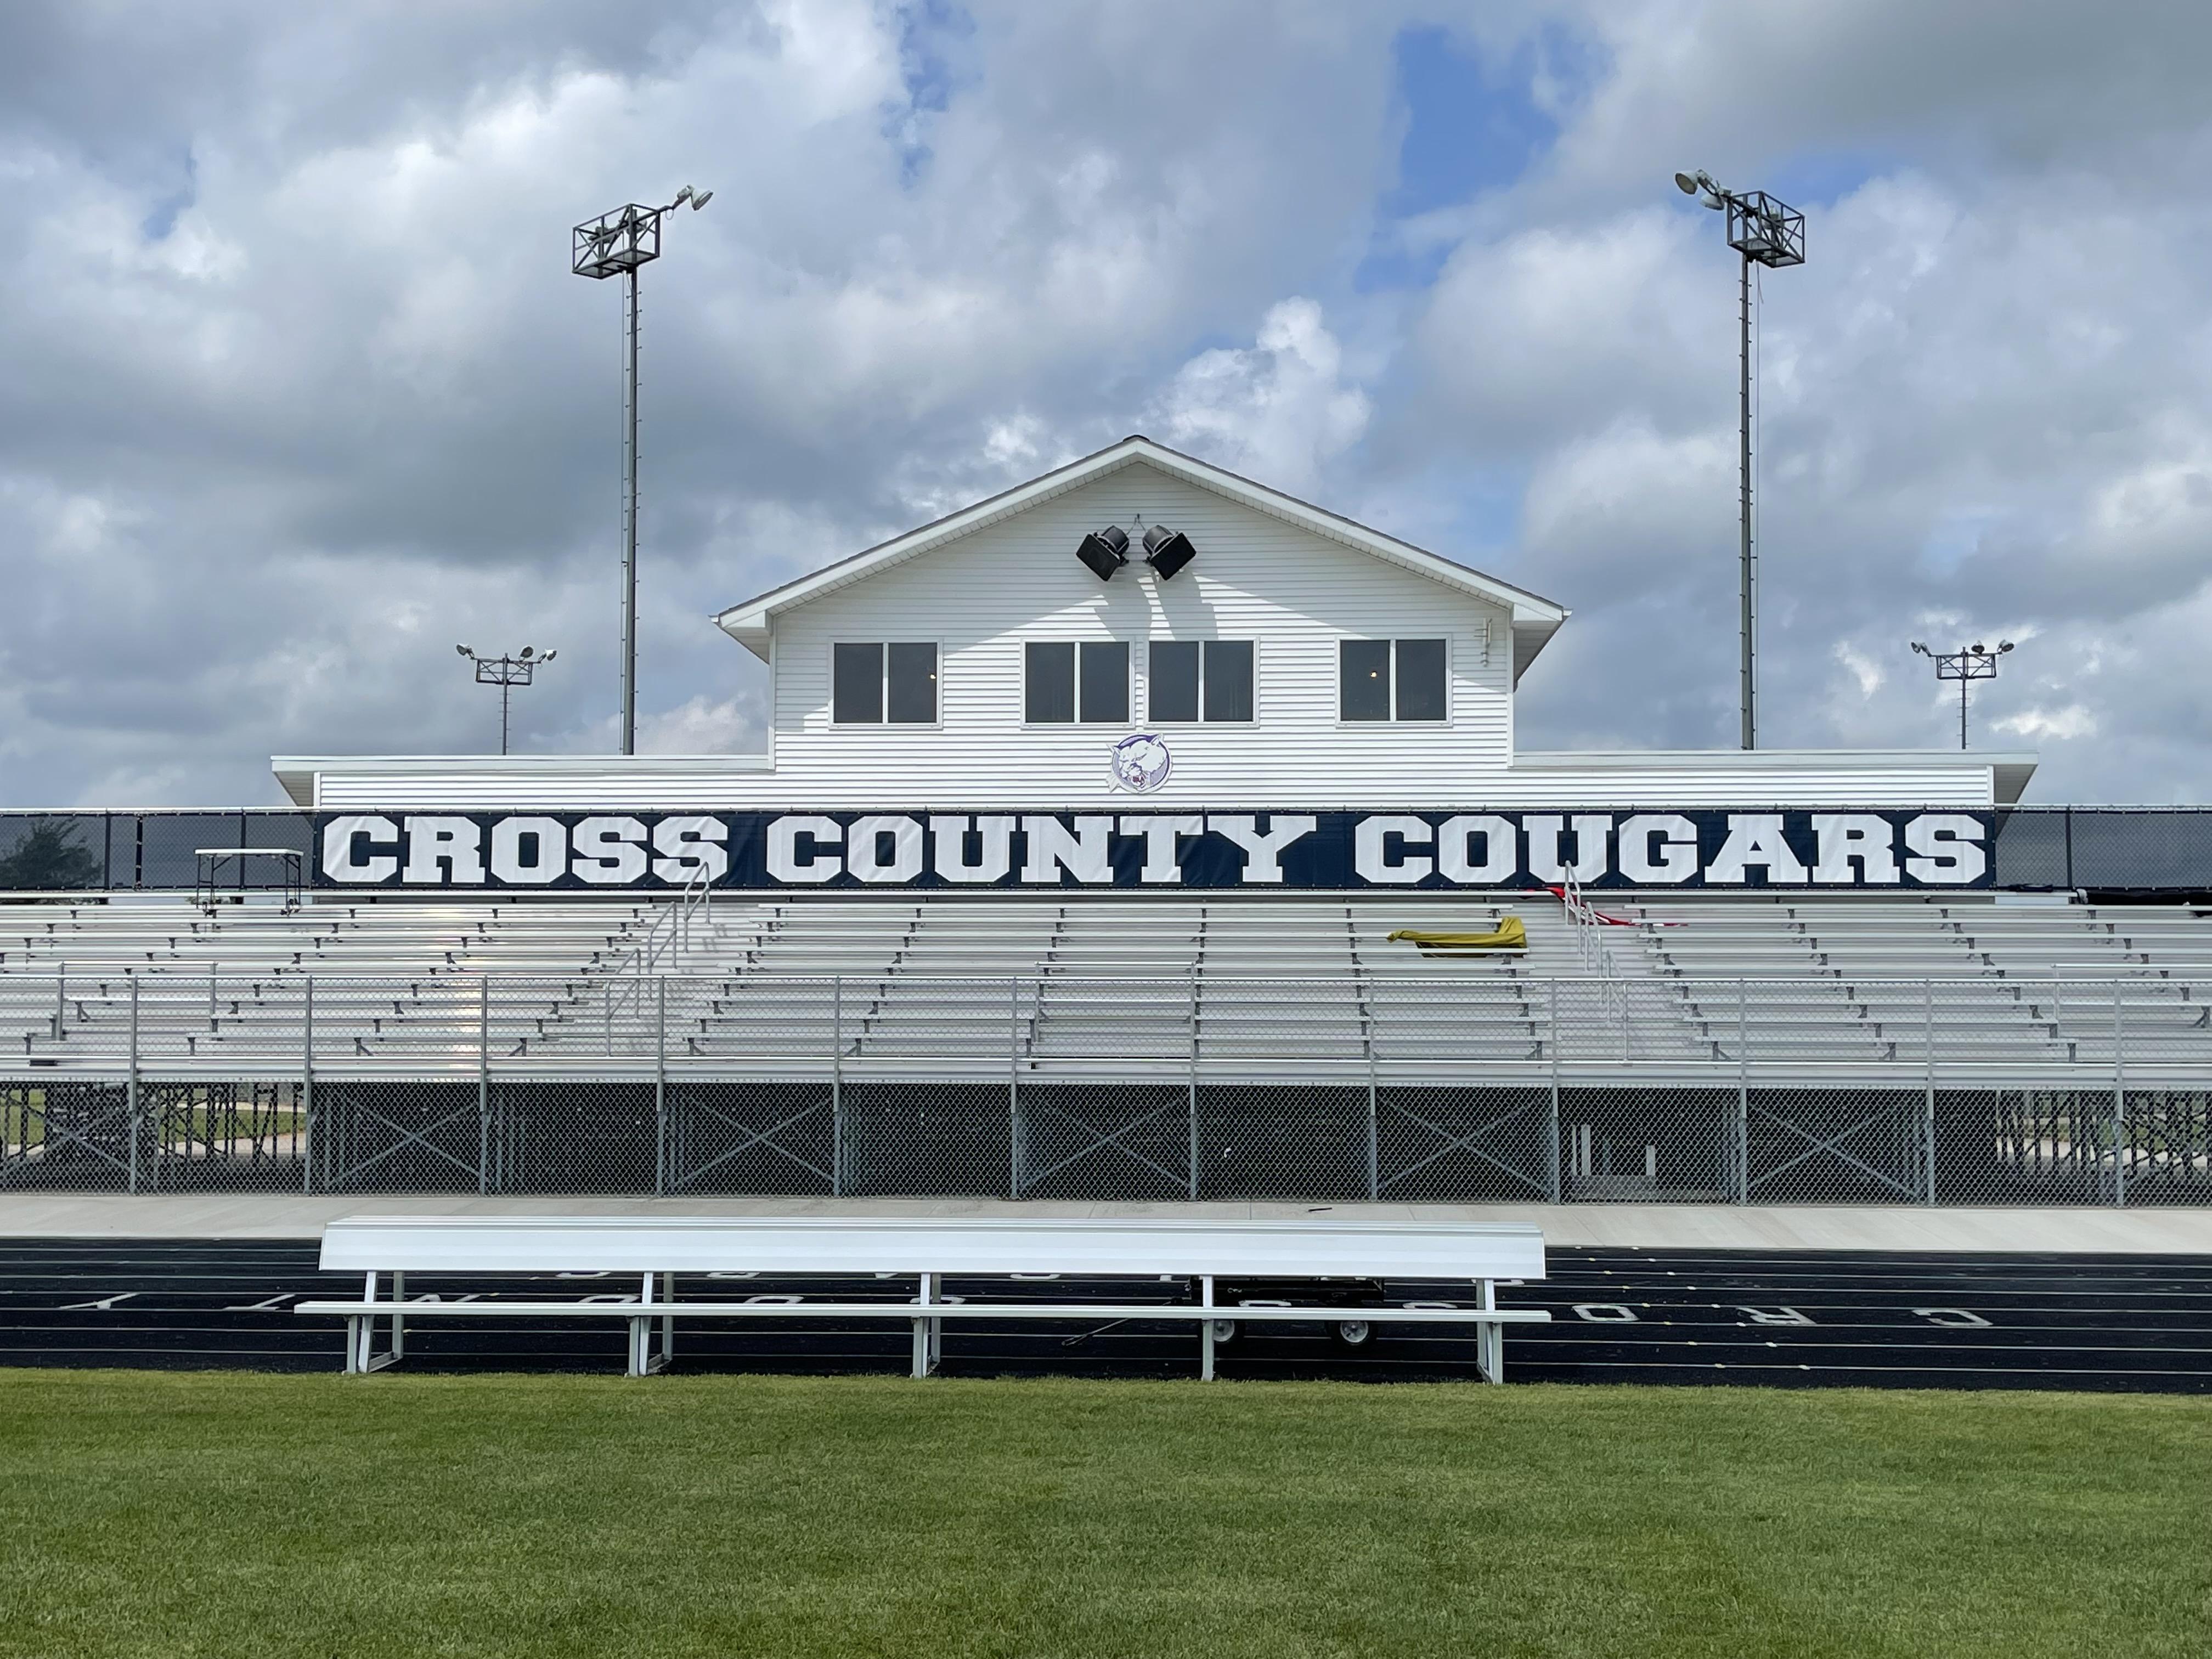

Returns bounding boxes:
[2,968,2209,1204]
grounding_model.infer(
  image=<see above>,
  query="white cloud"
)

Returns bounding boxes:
[1148,298,1372,495]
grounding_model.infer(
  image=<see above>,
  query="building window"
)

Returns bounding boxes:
[1340,637,1446,722]
[832,642,937,724]
[1026,641,1129,724]
[1149,640,1254,723]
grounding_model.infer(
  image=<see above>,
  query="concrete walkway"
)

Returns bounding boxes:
[2,1192,2210,1252]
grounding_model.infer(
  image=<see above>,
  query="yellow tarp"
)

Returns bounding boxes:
[1385,916,1527,953]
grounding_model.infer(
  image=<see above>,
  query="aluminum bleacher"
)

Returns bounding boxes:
[0,891,2204,1086]
[3,889,2208,1207]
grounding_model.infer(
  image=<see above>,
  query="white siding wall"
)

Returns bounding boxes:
[763,467,1514,805]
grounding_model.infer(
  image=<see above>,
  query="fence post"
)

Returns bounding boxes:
[1923,978,1938,1205]
[477,976,490,1196]
[301,975,315,1195]
[126,973,140,1195]
[1546,979,1562,1204]
[654,975,668,1198]
[1008,975,1020,1200]
[1363,992,1379,1203]
[1735,978,1750,1204]
[831,974,843,1197]
[1187,973,1200,1201]
[2113,980,2127,1207]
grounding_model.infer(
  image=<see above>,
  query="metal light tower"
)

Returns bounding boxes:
[1910,639,2013,749]
[572,185,713,755]
[458,645,556,756]
[1675,169,1805,751]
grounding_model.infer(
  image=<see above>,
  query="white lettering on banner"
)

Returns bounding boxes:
[1356,815,1432,883]
[930,815,1014,884]
[402,816,484,885]
[1617,814,1699,883]
[1904,814,1988,884]
[1812,814,1900,884]
[1525,814,1611,883]
[1707,814,1809,884]
[1118,815,1205,884]
[323,815,399,884]
[572,817,648,884]
[848,815,924,884]
[1206,815,1317,884]
[768,816,843,883]
[1736,1306,1816,1327]
[1437,815,1516,884]
[488,816,567,885]
[1022,815,1112,883]
[650,816,730,884]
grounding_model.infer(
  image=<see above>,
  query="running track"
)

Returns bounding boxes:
[4,1241,2210,1390]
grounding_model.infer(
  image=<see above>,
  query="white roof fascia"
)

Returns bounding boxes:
[712,436,1569,663]
[1514,749,2040,805]
[270,754,773,810]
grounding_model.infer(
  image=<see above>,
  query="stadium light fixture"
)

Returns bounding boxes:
[1142,524,1197,581]
[1076,524,1130,581]
[1911,639,2013,749]
[459,645,558,757]
[572,185,714,755]
[1674,167,1805,752]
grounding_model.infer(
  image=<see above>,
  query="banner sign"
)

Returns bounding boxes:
[314,809,1995,892]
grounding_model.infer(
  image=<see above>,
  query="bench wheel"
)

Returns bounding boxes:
[1331,1319,1373,1347]
[1209,1319,1239,1344]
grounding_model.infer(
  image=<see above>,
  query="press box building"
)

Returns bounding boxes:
[280,434,2028,894]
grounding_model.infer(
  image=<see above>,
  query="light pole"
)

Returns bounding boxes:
[1674,168,1805,751]
[572,184,713,755]
[458,645,556,757]
[1910,640,2013,749]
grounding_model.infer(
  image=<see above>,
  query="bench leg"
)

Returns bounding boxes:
[1199,1274,1215,1381]
[911,1272,940,1378]
[1476,1281,1504,1384]
[627,1273,673,1377]
[347,1272,401,1374]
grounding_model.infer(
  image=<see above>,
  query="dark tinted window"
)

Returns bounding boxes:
[1395,637,1447,721]
[1079,641,1129,724]
[1340,639,1390,721]
[1204,640,1254,723]
[1150,641,1200,723]
[886,642,937,724]
[1025,641,1075,723]
[832,643,882,723]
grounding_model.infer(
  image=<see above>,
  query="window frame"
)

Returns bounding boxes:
[828,640,942,729]
[1144,637,1259,726]
[1337,636,1452,725]
[1023,639,1132,727]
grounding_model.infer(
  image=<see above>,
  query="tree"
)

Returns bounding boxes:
[0,822,102,890]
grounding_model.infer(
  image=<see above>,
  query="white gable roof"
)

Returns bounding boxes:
[713,435,1570,677]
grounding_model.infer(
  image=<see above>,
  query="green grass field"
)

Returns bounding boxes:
[1,1370,2207,1658]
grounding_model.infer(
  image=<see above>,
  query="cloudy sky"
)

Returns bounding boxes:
[4,0,2210,805]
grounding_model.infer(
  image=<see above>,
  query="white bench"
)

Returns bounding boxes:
[297,1215,1548,1383]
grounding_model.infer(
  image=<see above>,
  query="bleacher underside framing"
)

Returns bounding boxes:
[0,891,2208,1206]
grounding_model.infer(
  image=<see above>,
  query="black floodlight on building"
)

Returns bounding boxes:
[1142,524,1196,580]
[1077,524,1130,581]
[1674,167,1807,752]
